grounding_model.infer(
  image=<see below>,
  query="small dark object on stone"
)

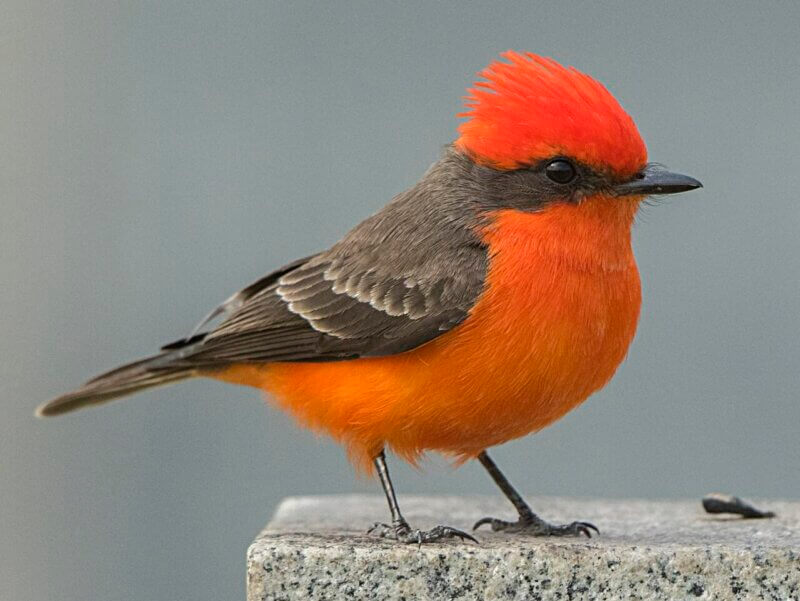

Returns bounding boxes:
[702,493,776,519]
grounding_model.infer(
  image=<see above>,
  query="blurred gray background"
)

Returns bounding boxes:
[2,1,799,600]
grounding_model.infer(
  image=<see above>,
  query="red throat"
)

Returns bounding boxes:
[456,51,647,177]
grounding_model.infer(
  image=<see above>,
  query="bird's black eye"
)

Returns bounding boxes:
[545,159,577,184]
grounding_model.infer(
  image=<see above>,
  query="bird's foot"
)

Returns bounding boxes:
[473,513,598,538]
[367,519,478,545]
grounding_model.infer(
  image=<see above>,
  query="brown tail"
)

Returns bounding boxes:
[36,352,196,417]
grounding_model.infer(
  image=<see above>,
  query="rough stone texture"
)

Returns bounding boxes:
[247,495,800,601]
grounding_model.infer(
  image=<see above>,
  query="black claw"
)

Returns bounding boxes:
[583,522,600,535]
[431,526,478,544]
[473,517,518,532]
[551,520,599,538]
[473,516,599,538]
[367,521,478,545]
[408,525,479,545]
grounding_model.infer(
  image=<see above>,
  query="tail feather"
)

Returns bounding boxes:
[36,352,196,417]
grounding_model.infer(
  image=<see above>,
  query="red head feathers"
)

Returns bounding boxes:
[456,51,647,178]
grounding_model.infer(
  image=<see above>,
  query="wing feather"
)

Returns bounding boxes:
[174,151,490,367]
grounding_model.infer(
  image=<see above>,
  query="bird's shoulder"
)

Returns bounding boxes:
[170,153,491,365]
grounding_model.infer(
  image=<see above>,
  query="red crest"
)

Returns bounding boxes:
[457,51,647,178]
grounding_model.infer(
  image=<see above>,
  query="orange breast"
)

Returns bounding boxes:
[212,197,642,472]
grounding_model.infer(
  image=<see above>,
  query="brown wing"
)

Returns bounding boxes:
[173,154,490,367]
[178,249,483,367]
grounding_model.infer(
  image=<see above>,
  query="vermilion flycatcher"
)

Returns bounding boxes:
[38,51,701,544]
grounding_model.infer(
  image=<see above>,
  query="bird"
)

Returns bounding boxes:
[37,51,702,544]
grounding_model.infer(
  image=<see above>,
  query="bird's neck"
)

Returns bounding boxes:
[483,196,638,273]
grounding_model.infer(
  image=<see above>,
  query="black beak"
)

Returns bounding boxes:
[614,165,702,196]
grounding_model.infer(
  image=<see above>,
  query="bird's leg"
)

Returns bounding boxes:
[367,450,477,544]
[472,450,598,537]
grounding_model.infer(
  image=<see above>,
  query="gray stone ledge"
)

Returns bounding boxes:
[247,495,800,600]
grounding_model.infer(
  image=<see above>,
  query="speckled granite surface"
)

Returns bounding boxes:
[247,495,800,601]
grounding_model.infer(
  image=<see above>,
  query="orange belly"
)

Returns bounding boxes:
[212,200,641,471]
